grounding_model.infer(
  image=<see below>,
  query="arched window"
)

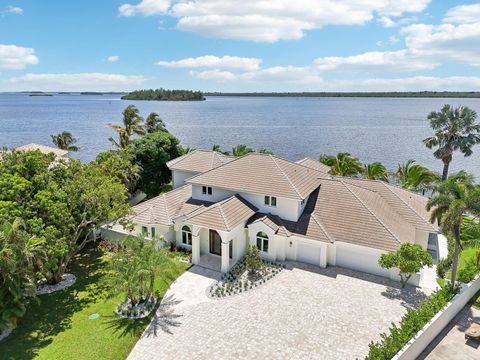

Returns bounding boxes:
[256,231,269,253]
[182,225,192,245]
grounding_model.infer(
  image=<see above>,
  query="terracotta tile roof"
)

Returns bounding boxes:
[166,149,235,173]
[339,178,438,232]
[295,157,331,174]
[131,185,211,225]
[305,180,417,251]
[16,143,68,157]
[186,195,258,231]
[186,153,330,200]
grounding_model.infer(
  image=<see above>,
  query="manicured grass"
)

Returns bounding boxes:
[0,246,189,360]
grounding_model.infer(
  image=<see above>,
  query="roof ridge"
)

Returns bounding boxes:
[380,182,434,229]
[218,204,230,231]
[310,212,333,243]
[270,155,303,199]
[341,181,401,244]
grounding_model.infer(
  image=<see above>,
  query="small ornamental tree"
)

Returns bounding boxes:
[379,243,433,288]
[245,245,263,274]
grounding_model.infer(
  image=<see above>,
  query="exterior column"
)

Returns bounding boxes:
[221,240,230,273]
[192,234,200,265]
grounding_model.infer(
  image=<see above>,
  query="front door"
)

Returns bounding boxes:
[209,230,222,256]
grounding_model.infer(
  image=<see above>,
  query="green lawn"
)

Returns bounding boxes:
[0,246,190,360]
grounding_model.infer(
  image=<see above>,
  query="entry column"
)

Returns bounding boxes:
[221,240,230,273]
[192,234,200,265]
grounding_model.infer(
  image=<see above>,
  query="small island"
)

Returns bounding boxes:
[121,88,205,101]
[29,92,53,97]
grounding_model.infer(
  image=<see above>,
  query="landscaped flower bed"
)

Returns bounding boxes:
[115,295,157,319]
[208,258,285,299]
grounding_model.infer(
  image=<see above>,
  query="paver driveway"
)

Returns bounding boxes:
[128,263,427,360]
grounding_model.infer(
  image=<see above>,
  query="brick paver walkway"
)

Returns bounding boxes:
[128,263,427,360]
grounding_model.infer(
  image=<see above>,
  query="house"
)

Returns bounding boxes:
[102,150,445,286]
[16,143,69,158]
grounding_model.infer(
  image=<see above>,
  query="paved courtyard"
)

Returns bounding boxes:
[128,263,427,360]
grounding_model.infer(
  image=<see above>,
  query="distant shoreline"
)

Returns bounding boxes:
[204,91,480,98]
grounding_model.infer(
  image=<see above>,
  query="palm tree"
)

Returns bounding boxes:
[50,131,79,152]
[108,105,145,148]
[363,162,388,181]
[144,112,167,133]
[423,105,480,180]
[396,159,440,193]
[211,144,230,155]
[427,173,480,286]
[232,144,254,157]
[319,152,363,177]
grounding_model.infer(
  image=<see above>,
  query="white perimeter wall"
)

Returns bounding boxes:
[393,274,480,360]
[192,185,302,221]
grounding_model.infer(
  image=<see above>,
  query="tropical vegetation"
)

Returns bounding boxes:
[121,88,204,101]
[365,285,457,360]
[363,162,388,181]
[395,159,440,193]
[50,131,79,152]
[0,246,189,360]
[105,236,166,318]
[378,243,432,288]
[108,105,145,148]
[427,171,480,286]
[0,219,44,331]
[423,105,480,180]
[319,152,364,177]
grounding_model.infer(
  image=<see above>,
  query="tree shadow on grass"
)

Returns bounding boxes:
[0,247,106,359]
[102,295,183,339]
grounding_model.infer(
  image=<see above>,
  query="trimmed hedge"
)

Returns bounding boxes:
[365,285,457,360]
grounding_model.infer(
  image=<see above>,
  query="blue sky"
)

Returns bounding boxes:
[1,0,480,92]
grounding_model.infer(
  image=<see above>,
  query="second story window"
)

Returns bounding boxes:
[264,196,277,207]
[202,186,213,195]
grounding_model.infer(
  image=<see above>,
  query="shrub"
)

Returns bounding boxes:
[245,245,263,274]
[457,258,478,283]
[365,285,457,359]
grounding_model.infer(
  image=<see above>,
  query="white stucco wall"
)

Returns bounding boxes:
[172,169,198,189]
[415,229,430,249]
[191,185,303,221]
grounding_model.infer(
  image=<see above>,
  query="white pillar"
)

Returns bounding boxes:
[192,234,200,265]
[221,240,230,273]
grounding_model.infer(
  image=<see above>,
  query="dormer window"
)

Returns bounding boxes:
[202,186,213,195]
[264,196,277,207]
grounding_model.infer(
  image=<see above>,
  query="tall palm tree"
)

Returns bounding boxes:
[423,105,480,180]
[319,152,363,177]
[108,105,145,148]
[363,162,388,181]
[232,144,254,157]
[427,173,480,285]
[396,159,440,193]
[50,131,79,152]
[144,112,167,133]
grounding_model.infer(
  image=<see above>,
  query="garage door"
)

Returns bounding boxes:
[296,242,321,266]
[336,245,389,277]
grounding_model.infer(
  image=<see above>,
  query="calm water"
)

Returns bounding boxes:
[1,93,480,177]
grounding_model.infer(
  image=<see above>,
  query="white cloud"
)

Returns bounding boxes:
[5,73,145,92]
[444,3,480,24]
[320,76,480,92]
[0,44,38,69]
[313,50,436,72]
[118,0,430,42]
[157,55,261,71]
[5,5,23,14]
[106,55,120,62]
[119,0,170,16]
[388,35,400,44]
[401,22,480,66]
[378,16,396,28]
